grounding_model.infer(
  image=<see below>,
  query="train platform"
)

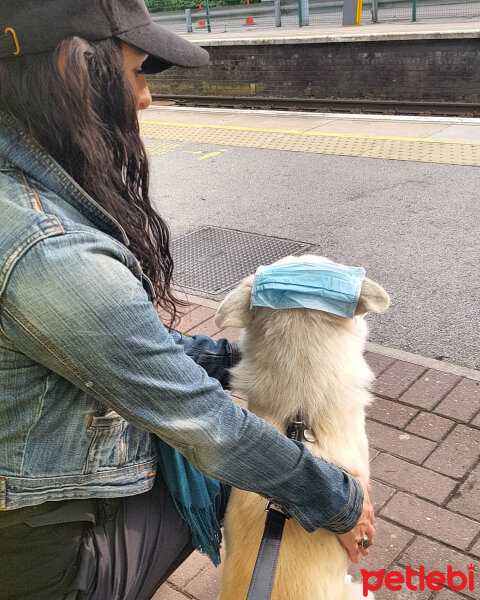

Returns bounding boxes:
[180,18,480,45]
[147,18,480,111]
[151,300,480,600]
[142,106,480,599]
[140,105,480,167]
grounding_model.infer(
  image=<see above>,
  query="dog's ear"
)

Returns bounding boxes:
[355,277,390,315]
[215,275,255,329]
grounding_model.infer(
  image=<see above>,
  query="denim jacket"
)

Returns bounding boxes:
[0,111,362,533]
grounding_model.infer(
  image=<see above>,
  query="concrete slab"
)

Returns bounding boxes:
[428,124,480,144]
[150,105,480,125]
[140,109,333,131]
[307,119,449,138]
[142,107,480,145]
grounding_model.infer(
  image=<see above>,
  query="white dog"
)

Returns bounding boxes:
[215,255,390,600]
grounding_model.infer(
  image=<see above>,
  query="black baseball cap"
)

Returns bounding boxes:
[0,0,209,73]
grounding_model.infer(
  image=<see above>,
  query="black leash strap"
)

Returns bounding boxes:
[246,506,288,600]
[246,412,304,600]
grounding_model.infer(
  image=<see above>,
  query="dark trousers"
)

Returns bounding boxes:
[66,474,194,600]
[1,475,228,600]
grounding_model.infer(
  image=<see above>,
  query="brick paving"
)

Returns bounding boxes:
[152,302,480,600]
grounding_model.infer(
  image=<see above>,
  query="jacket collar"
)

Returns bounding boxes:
[0,111,129,246]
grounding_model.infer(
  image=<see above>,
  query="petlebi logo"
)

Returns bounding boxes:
[361,564,476,596]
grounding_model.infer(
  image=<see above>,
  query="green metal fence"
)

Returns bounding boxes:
[147,0,480,30]
[372,0,412,21]
[371,0,480,22]
[145,0,262,11]
[187,2,277,32]
[414,0,480,20]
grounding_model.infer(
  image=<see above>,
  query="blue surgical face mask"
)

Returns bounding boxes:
[250,261,366,319]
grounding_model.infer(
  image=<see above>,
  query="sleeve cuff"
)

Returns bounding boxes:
[323,474,364,533]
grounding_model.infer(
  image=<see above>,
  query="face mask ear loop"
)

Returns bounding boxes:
[4,28,20,56]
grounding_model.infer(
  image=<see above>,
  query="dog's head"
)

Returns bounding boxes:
[215,254,390,329]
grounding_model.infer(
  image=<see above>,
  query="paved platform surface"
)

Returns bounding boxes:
[179,19,480,45]
[141,106,480,167]
[151,300,480,600]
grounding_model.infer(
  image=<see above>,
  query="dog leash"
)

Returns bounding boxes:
[245,504,289,600]
[246,414,305,600]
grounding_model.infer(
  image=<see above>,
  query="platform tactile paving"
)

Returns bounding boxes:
[140,121,480,167]
[143,141,181,155]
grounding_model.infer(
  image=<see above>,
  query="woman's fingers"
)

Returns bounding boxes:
[336,527,375,564]
[336,477,376,564]
[336,531,360,563]
[365,522,375,546]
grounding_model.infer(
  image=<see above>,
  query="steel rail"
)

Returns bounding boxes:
[152,94,480,117]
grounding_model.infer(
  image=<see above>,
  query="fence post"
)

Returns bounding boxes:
[356,0,363,24]
[298,0,303,26]
[301,0,309,25]
[205,0,212,32]
[371,0,378,22]
[343,0,360,25]
[274,0,282,26]
[412,0,417,21]
[185,8,193,32]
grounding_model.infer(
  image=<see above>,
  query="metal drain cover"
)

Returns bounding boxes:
[171,227,313,300]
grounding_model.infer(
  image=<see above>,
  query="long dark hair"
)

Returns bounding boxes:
[0,37,185,329]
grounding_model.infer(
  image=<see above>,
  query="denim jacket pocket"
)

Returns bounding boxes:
[84,410,128,474]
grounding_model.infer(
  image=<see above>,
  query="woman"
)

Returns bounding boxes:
[0,1,374,599]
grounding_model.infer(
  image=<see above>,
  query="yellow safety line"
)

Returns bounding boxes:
[139,120,480,147]
[197,150,228,160]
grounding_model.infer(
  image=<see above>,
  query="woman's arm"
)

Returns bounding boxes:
[170,330,241,389]
[1,230,362,534]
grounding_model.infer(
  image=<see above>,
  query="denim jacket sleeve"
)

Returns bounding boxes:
[0,231,362,533]
[170,330,241,390]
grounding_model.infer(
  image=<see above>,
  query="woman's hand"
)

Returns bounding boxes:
[335,477,375,564]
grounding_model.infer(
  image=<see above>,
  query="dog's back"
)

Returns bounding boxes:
[216,255,389,600]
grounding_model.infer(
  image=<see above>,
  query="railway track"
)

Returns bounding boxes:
[152,94,480,117]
